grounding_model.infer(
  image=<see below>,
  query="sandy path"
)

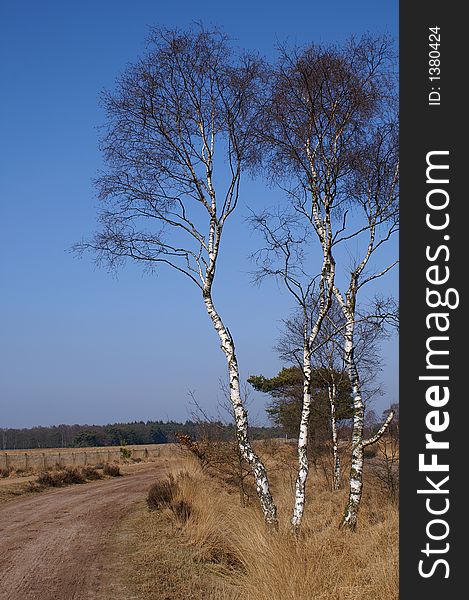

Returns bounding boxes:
[0,463,164,600]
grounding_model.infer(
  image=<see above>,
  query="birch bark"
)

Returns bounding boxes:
[340,317,365,529]
[291,342,313,529]
[203,290,278,528]
[328,382,341,491]
[291,243,335,531]
[337,303,394,529]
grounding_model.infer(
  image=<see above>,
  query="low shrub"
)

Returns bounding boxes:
[147,474,192,524]
[36,471,63,487]
[363,444,378,459]
[62,467,86,484]
[147,477,177,511]
[37,467,85,487]
[120,446,132,460]
[82,466,103,481]
[0,466,13,478]
[103,463,121,477]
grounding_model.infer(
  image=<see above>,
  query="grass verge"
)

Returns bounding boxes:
[123,502,223,600]
[125,449,398,600]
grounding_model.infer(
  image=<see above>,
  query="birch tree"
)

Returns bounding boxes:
[255,36,398,530]
[78,26,277,527]
[251,210,335,530]
[332,119,399,529]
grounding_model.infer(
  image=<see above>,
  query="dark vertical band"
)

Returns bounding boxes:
[400,2,465,596]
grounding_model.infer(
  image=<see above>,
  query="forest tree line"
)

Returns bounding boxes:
[0,420,283,451]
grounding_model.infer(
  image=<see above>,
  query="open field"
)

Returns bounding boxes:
[0,443,176,472]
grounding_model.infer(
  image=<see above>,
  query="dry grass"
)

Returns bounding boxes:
[0,443,176,472]
[0,479,42,504]
[128,446,398,600]
[102,463,122,477]
[124,505,220,600]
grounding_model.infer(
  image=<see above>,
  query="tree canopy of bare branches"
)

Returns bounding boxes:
[251,35,398,530]
[77,25,277,527]
[79,27,398,533]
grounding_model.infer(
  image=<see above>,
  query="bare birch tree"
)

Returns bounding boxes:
[77,26,277,527]
[331,119,399,529]
[255,36,398,530]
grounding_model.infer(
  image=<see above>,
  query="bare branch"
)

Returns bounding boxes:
[362,410,395,447]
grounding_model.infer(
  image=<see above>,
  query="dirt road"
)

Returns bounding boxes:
[0,463,165,600]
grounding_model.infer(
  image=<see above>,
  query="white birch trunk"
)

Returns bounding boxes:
[329,383,341,491]
[291,239,335,530]
[340,319,365,530]
[203,291,278,528]
[336,297,395,529]
[291,345,312,531]
[339,315,396,528]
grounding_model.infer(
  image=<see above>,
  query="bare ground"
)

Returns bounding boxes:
[0,462,167,600]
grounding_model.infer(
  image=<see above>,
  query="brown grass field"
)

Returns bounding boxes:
[123,441,398,600]
[0,443,173,473]
[0,444,176,506]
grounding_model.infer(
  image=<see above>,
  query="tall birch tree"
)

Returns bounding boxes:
[332,119,399,529]
[78,26,277,527]
[255,36,398,530]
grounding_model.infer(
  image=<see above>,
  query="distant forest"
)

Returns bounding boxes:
[0,421,283,450]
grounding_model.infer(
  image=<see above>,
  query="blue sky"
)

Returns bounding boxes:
[0,1,398,428]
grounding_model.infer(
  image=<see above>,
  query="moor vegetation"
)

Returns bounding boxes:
[127,441,398,600]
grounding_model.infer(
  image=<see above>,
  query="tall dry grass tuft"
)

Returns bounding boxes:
[154,448,398,600]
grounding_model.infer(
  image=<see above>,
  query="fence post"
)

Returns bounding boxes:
[25,453,28,471]
[84,451,87,465]
[43,453,46,470]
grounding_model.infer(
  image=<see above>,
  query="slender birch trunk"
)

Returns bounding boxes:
[340,320,365,529]
[291,242,335,531]
[328,382,341,491]
[340,317,394,529]
[203,290,278,528]
[291,343,312,531]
